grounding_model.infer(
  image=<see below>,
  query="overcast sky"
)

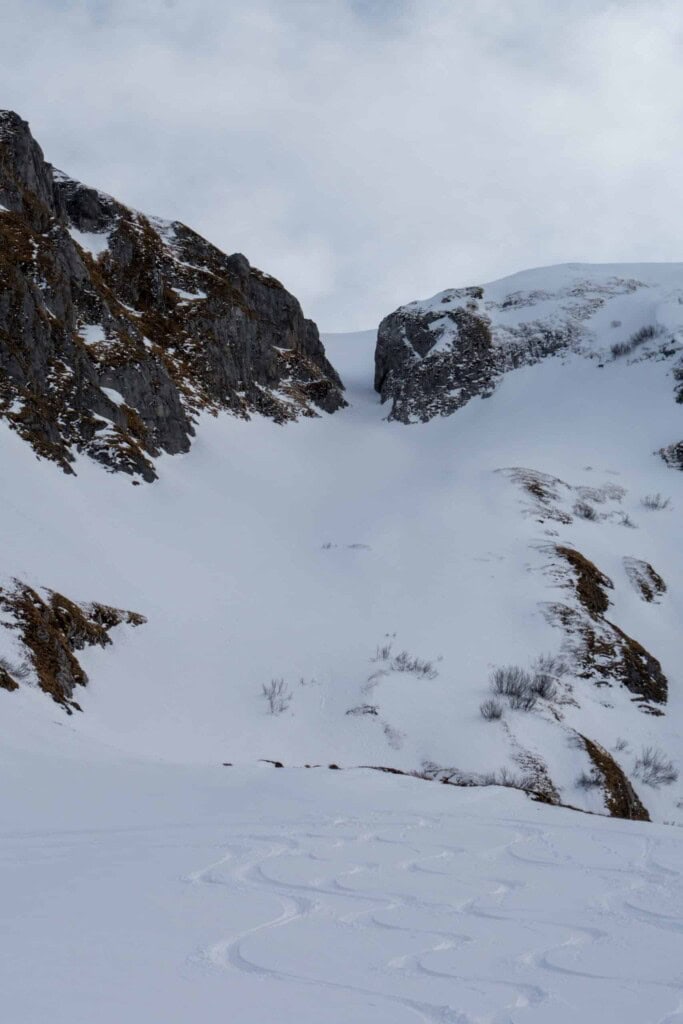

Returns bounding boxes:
[2,0,683,330]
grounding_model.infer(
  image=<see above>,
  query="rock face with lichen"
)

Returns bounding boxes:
[543,544,668,709]
[0,110,345,481]
[0,577,146,711]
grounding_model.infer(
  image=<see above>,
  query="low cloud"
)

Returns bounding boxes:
[2,0,682,329]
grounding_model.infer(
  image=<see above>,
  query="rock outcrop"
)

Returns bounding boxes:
[374,287,496,422]
[0,577,146,711]
[374,270,681,422]
[544,545,668,708]
[0,111,345,480]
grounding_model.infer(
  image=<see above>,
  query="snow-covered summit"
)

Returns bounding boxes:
[376,262,683,422]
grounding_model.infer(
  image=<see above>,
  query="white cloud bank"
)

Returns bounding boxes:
[2,0,683,329]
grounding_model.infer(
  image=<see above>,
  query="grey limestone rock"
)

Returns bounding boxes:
[0,110,345,480]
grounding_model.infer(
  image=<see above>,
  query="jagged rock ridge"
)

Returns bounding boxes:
[0,111,345,480]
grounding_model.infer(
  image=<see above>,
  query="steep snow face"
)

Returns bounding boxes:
[375,262,683,423]
[0,264,681,823]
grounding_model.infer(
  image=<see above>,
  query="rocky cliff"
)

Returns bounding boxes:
[0,111,345,481]
[375,266,683,422]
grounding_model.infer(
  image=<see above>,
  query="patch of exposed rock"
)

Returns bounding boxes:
[0,577,146,711]
[623,557,667,603]
[544,545,667,706]
[0,110,345,480]
[374,287,496,422]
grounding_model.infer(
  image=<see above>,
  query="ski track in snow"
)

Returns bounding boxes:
[186,808,683,1023]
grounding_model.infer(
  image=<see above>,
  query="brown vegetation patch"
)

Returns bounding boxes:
[555,546,613,617]
[545,603,667,705]
[0,580,146,710]
[580,735,649,820]
[0,665,19,691]
[499,468,573,523]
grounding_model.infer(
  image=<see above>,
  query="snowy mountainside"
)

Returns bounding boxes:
[0,265,681,824]
[2,261,683,1023]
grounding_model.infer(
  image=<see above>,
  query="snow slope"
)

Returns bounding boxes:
[2,731,683,1024]
[0,265,681,815]
[0,265,682,823]
[1,262,683,1021]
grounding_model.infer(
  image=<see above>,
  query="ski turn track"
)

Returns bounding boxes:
[188,802,683,1024]
[2,767,683,1023]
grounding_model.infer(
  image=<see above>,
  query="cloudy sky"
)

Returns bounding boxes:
[2,0,683,330]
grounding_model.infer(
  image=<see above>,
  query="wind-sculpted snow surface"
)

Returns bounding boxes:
[1,758,682,1024]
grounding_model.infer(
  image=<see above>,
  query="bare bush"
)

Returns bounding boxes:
[479,767,536,790]
[490,666,537,711]
[633,746,678,787]
[529,672,557,700]
[611,341,632,358]
[422,761,535,792]
[261,678,292,715]
[614,737,629,752]
[480,697,504,721]
[371,638,394,662]
[391,650,438,680]
[611,324,664,358]
[531,653,568,679]
[641,493,671,511]
[573,500,598,521]
[370,637,439,680]
[618,512,637,528]
[346,704,378,716]
[576,769,602,790]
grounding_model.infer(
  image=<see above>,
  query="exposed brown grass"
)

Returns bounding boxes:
[580,735,650,820]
